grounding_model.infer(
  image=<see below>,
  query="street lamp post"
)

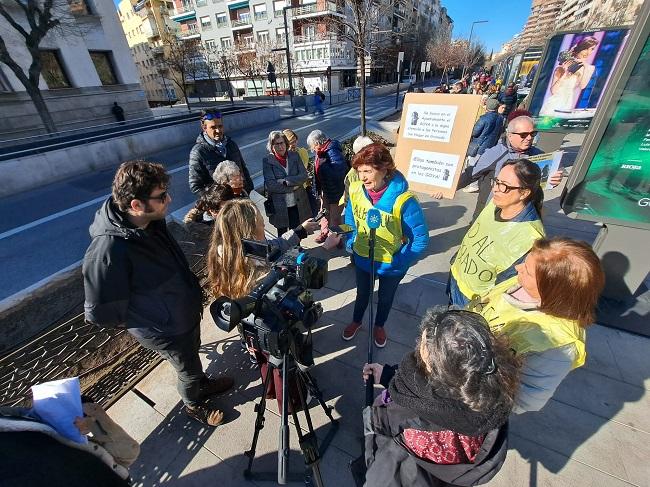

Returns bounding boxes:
[462,20,488,80]
[272,6,296,115]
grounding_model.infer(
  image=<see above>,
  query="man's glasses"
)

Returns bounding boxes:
[510,130,538,139]
[490,178,523,194]
[142,190,169,203]
[201,112,222,121]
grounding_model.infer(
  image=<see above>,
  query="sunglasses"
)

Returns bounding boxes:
[202,112,222,121]
[510,130,538,139]
[142,190,169,203]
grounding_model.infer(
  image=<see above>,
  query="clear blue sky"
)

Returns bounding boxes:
[443,0,531,54]
[112,0,530,54]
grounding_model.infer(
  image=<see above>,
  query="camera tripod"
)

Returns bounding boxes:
[244,352,338,486]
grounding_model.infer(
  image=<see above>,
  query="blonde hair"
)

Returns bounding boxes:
[207,199,269,299]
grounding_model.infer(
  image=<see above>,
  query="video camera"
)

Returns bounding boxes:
[210,242,327,366]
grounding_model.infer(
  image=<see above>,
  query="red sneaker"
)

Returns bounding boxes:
[342,321,363,340]
[373,326,387,348]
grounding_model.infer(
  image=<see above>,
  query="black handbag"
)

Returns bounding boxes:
[263,189,275,216]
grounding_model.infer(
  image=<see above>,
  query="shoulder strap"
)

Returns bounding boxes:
[393,191,415,220]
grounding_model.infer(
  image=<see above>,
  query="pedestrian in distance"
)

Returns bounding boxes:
[497,83,518,118]
[283,128,319,217]
[188,109,254,196]
[469,237,605,413]
[463,98,506,193]
[262,130,312,236]
[342,143,429,348]
[448,159,545,308]
[313,87,325,115]
[111,101,125,124]
[361,308,520,486]
[82,161,234,427]
[306,129,348,243]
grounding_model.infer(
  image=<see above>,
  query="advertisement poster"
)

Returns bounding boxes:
[506,53,523,86]
[517,47,543,92]
[527,151,563,189]
[563,36,650,227]
[529,28,630,131]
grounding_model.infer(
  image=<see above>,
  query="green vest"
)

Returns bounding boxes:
[450,201,545,300]
[349,181,414,263]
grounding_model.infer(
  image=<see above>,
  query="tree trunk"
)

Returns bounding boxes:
[359,53,366,136]
[25,83,57,133]
[226,76,234,104]
[250,76,257,97]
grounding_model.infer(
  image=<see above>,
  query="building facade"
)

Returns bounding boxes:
[164,0,451,96]
[117,0,179,106]
[0,0,151,140]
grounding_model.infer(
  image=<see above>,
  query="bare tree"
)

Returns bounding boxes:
[325,0,392,135]
[209,47,236,104]
[427,35,464,85]
[159,33,200,111]
[232,45,265,97]
[0,0,84,133]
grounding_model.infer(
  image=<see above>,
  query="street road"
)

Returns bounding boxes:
[0,94,400,304]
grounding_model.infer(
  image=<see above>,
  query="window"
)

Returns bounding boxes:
[200,15,212,30]
[221,37,232,48]
[253,3,267,20]
[68,0,92,15]
[89,51,118,85]
[273,0,287,16]
[216,12,228,27]
[276,27,286,43]
[205,39,217,49]
[303,24,315,39]
[40,50,71,89]
[257,30,269,44]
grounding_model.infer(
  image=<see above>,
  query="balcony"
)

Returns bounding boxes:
[170,1,196,21]
[231,18,252,30]
[291,2,344,20]
[177,24,201,39]
[292,33,339,45]
[151,46,165,57]
[201,22,213,31]
[216,19,229,28]
[254,11,268,21]
[196,0,208,6]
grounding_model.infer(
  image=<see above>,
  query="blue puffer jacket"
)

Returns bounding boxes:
[344,171,429,276]
[471,111,505,156]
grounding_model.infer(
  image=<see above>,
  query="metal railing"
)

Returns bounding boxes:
[178,25,200,38]
[174,1,196,15]
[292,1,342,17]
[293,33,339,44]
[254,11,267,20]
[231,18,252,27]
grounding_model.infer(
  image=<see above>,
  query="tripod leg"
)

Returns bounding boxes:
[300,369,335,422]
[279,354,290,485]
[244,361,273,478]
[292,371,325,487]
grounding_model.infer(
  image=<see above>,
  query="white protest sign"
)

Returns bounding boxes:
[403,103,458,143]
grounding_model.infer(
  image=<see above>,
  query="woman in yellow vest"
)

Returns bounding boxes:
[470,237,605,412]
[448,158,545,307]
[342,143,429,348]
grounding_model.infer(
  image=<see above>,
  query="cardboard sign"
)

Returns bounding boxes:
[395,93,482,198]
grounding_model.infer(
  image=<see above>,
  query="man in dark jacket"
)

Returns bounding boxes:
[469,98,504,161]
[188,109,254,196]
[306,129,348,242]
[82,161,233,427]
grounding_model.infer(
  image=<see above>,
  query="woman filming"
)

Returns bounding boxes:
[362,308,521,486]
[448,158,545,307]
[263,131,312,236]
[471,237,605,413]
[207,198,319,299]
[342,143,428,348]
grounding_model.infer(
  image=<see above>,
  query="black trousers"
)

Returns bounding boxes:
[276,205,301,236]
[457,166,494,222]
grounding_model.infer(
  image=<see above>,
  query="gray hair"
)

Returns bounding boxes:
[266,130,289,153]
[506,115,534,133]
[212,160,241,184]
[306,129,327,150]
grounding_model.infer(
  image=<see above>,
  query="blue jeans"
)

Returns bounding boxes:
[446,274,470,308]
[353,266,404,328]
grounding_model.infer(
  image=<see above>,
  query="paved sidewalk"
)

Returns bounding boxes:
[108,160,650,486]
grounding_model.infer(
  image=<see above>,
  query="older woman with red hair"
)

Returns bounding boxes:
[471,237,605,413]
[342,143,429,348]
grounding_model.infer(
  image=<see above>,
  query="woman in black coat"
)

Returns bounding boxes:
[361,309,521,487]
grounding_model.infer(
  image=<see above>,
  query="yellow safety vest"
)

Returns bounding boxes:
[349,181,415,263]
[470,277,586,369]
[450,201,545,300]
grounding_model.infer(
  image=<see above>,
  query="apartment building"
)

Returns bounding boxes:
[0,0,151,140]
[117,0,179,106]
[166,0,451,96]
